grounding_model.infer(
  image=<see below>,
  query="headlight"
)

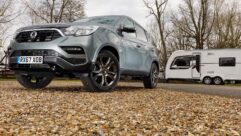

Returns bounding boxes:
[64,26,99,36]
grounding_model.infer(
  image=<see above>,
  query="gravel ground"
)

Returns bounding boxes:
[0,80,240,135]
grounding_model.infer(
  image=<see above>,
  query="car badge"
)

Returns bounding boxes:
[30,31,38,39]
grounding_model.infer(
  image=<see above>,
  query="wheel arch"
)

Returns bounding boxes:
[202,76,211,81]
[214,76,224,82]
[93,44,120,62]
[152,60,160,71]
[100,46,119,60]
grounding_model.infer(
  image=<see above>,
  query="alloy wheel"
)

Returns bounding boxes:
[151,65,159,87]
[91,55,118,87]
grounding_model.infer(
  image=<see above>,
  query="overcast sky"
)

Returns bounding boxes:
[86,0,180,28]
[1,0,181,50]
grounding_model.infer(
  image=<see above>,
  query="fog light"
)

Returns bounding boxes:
[61,46,84,54]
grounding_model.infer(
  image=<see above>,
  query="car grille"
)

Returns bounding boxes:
[11,50,59,57]
[16,29,63,43]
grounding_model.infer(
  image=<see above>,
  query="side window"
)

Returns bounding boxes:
[171,56,192,69]
[135,25,147,42]
[219,57,236,67]
[122,19,136,38]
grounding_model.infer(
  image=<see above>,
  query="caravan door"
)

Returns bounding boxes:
[191,55,201,79]
[168,56,193,79]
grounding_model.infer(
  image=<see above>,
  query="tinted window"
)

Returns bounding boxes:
[219,57,235,67]
[171,56,192,69]
[122,19,136,38]
[135,25,147,42]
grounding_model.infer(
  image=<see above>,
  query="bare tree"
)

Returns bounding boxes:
[0,0,20,47]
[143,0,169,66]
[24,0,86,24]
[167,24,195,51]
[211,1,241,48]
[172,0,216,49]
[0,0,19,64]
[0,0,20,23]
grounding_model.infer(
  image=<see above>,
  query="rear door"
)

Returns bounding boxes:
[133,24,149,71]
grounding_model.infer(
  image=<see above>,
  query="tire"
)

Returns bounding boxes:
[203,76,212,85]
[143,63,159,89]
[213,77,224,85]
[16,72,54,89]
[82,50,120,92]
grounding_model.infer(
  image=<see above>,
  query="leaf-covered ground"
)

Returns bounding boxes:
[0,80,240,135]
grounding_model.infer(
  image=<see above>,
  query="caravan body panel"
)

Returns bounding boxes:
[166,49,241,82]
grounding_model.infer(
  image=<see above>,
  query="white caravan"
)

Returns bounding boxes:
[165,49,241,85]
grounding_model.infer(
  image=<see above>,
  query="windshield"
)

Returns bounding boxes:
[75,16,120,26]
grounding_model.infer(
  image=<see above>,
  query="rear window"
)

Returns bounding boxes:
[219,57,236,67]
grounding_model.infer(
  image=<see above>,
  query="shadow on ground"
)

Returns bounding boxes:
[11,85,148,93]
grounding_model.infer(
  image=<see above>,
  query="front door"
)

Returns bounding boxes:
[121,18,142,70]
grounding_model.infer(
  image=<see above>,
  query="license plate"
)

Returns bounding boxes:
[17,56,43,64]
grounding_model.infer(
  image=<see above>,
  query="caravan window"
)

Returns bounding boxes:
[219,57,236,67]
[171,56,192,69]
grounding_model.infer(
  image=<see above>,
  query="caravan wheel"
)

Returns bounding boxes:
[213,77,224,85]
[203,77,212,85]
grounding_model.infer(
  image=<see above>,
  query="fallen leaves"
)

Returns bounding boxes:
[0,80,240,135]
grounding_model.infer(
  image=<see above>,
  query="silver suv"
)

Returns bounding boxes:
[8,15,160,91]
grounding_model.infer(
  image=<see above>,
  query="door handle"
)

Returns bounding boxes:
[136,45,141,48]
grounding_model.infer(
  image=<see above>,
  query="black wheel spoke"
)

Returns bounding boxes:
[94,73,103,80]
[104,75,109,86]
[105,57,111,67]
[100,75,105,86]
[107,71,116,75]
[106,61,114,69]
[151,67,159,85]
[99,56,105,67]
[107,74,115,80]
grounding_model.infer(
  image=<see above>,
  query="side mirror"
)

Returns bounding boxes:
[119,25,136,33]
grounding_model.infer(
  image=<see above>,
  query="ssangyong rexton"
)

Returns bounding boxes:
[8,15,160,91]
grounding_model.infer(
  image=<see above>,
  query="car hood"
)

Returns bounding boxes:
[19,22,116,31]
[19,23,71,31]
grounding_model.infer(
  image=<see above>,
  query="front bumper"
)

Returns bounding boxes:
[9,55,93,72]
[8,35,95,73]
